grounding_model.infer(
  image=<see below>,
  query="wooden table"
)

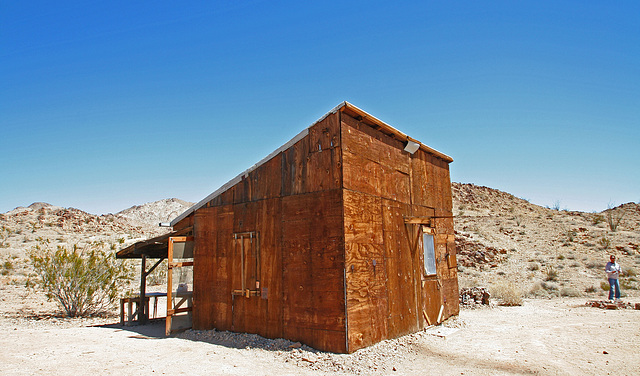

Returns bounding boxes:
[145,292,167,318]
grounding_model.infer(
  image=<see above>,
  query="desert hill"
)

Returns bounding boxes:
[0,199,194,281]
[115,198,194,226]
[1,189,637,376]
[452,182,639,298]
[1,186,638,299]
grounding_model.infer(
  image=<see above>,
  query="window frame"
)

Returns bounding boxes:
[422,227,437,276]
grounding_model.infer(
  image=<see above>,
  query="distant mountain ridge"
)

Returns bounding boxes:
[4,199,194,227]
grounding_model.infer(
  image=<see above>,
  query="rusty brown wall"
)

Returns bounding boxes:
[190,108,457,354]
[192,112,348,352]
[340,112,458,352]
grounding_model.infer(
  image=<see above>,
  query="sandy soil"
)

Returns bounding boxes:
[1,285,638,376]
[2,187,638,375]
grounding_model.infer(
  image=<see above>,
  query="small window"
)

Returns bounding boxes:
[423,233,436,275]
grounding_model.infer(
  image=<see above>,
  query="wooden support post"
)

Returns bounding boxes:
[166,239,174,336]
[139,253,147,324]
[120,299,125,325]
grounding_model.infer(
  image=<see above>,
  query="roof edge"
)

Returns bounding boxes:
[170,127,310,226]
[170,101,452,227]
[340,102,453,163]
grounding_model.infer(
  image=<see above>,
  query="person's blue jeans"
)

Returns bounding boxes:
[608,278,620,300]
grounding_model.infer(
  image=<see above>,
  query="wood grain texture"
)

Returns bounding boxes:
[343,190,390,351]
[282,189,346,351]
[382,199,421,339]
[186,105,457,354]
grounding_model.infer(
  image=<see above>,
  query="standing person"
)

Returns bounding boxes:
[605,255,621,301]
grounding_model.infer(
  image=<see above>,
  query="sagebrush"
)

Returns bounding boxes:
[27,240,132,317]
[492,282,524,306]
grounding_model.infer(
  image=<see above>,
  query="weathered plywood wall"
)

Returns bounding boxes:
[191,112,348,352]
[340,111,458,352]
[186,107,457,354]
[282,190,346,352]
[193,205,234,331]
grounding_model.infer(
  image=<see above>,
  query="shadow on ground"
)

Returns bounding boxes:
[96,319,167,339]
[94,320,308,352]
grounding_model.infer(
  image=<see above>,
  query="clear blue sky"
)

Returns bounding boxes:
[2,1,638,214]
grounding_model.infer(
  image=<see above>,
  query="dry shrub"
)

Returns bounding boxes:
[586,260,603,269]
[529,281,559,298]
[544,266,559,281]
[600,281,609,291]
[622,267,637,277]
[620,279,638,290]
[492,282,524,306]
[529,282,546,297]
[605,204,624,232]
[592,214,605,225]
[560,287,581,297]
[598,237,611,249]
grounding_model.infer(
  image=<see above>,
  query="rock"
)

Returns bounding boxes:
[288,342,302,349]
[459,287,491,307]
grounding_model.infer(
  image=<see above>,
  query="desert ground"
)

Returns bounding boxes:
[1,184,639,375]
[1,284,638,375]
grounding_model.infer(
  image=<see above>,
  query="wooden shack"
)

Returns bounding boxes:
[119,101,458,353]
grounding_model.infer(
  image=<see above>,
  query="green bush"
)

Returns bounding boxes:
[27,240,132,317]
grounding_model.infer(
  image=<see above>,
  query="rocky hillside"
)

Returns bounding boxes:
[452,183,640,299]
[2,186,639,300]
[0,199,193,283]
[116,198,194,226]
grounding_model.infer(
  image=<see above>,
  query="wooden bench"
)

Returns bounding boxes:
[120,296,150,325]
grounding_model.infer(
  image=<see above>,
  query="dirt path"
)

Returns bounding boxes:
[402,299,639,375]
[1,290,637,375]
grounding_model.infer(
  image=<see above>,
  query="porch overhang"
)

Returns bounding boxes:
[116,226,193,259]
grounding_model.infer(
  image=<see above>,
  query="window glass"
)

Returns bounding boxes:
[423,233,436,275]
